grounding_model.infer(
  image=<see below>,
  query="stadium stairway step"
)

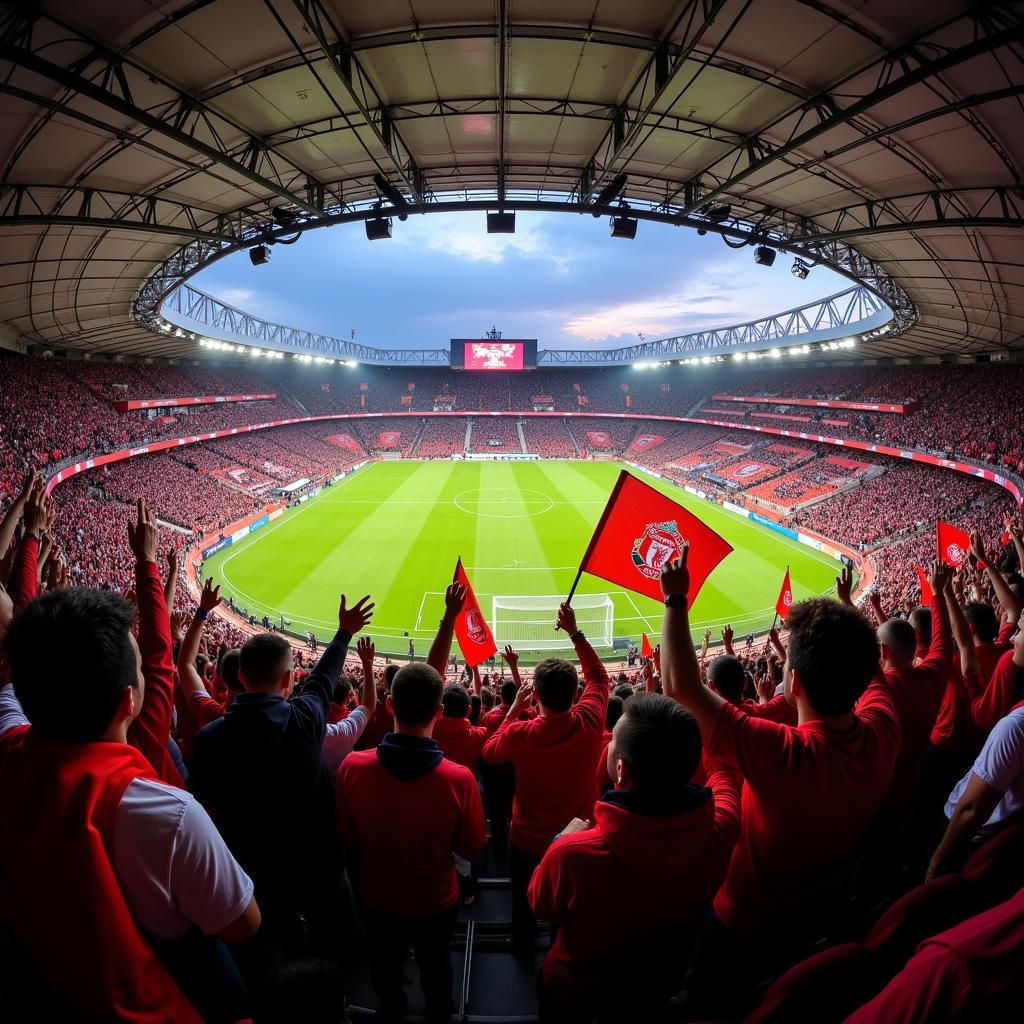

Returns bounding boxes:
[515,419,528,454]
[464,419,474,451]
[562,419,582,457]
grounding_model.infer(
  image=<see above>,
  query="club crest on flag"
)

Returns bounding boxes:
[945,542,966,565]
[464,606,488,645]
[782,591,792,608]
[632,521,685,580]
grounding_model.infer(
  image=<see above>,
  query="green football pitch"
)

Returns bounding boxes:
[202,460,845,659]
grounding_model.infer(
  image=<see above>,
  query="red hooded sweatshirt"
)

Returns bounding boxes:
[0,727,199,1022]
[529,759,741,1009]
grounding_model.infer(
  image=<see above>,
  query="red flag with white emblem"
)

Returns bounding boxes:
[453,558,497,668]
[577,470,733,605]
[775,568,793,620]
[936,520,971,569]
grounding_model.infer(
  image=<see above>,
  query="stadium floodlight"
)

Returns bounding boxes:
[769,348,782,359]
[492,594,614,651]
[754,245,776,267]
[249,244,271,266]
[487,212,516,234]
[364,216,393,241]
[372,173,409,219]
[791,258,811,279]
[591,173,628,214]
[610,214,638,239]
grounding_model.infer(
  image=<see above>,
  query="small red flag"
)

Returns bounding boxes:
[916,565,933,604]
[775,568,793,620]
[453,558,497,668]
[641,633,653,658]
[936,520,971,569]
[578,470,733,605]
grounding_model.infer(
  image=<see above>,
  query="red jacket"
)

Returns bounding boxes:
[335,735,485,915]
[481,703,535,736]
[878,594,952,808]
[0,728,199,1022]
[529,760,741,1009]
[433,716,487,773]
[482,637,609,856]
[971,649,1024,735]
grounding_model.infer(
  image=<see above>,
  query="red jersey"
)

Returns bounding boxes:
[335,739,485,915]
[707,676,899,935]
[433,716,487,773]
[482,637,609,856]
[529,761,741,1009]
[971,649,1024,735]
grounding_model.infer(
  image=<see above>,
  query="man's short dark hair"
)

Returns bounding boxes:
[786,598,879,716]
[614,693,701,799]
[218,648,242,692]
[964,602,999,644]
[391,663,444,727]
[908,606,932,648]
[708,655,745,703]
[613,683,634,702]
[5,588,137,743]
[333,676,354,703]
[500,680,518,706]
[605,694,624,731]
[533,658,579,712]
[442,683,470,719]
[383,663,399,687]
[239,633,292,689]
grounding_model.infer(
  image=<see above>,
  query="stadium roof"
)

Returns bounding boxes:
[0,0,1021,360]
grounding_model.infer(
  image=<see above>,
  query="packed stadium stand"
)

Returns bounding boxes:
[1,2,1023,1023]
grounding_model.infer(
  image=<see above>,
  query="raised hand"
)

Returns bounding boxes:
[23,478,52,536]
[170,610,189,638]
[199,578,222,613]
[755,669,775,704]
[501,644,519,669]
[721,623,734,647]
[660,549,690,600]
[166,547,178,573]
[968,530,990,569]
[835,565,854,606]
[357,635,375,665]
[443,582,466,615]
[928,558,952,595]
[126,499,158,564]
[509,681,533,713]
[556,601,578,635]
[339,594,374,636]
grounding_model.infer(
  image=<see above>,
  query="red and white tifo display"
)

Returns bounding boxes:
[463,341,525,371]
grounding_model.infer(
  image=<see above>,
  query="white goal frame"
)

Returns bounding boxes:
[491,593,615,651]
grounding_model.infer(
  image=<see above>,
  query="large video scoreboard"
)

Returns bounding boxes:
[450,338,537,371]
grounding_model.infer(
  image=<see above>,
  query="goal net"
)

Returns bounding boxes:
[492,594,615,651]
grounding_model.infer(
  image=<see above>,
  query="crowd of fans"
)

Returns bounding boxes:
[2,462,1023,1021]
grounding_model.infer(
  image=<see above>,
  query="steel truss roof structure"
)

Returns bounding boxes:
[0,1,1021,360]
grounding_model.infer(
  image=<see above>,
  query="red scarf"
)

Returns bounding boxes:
[0,727,200,1022]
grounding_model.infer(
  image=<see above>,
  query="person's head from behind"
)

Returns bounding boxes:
[707,654,746,704]
[784,598,879,716]
[908,606,932,651]
[218,648,242,693]
[239,633,293,695]
[964,601,999,644]
[878,617,918,668]
[441,683,470,720]
[605,694,624,731]
[480,686,495,712]
[5,588,142,743]
[500,679,518,706]
[388,663,444,731]
[333,676,354,706]
[533,657,579,714]
[613,682,634,702]
[254,958,347,1024]
[383,663,399,689]
[607,693,701,799]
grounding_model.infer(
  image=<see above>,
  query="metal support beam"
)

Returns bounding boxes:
[0,9,327,216]
[287,0,427,204]
[580,0,731,204]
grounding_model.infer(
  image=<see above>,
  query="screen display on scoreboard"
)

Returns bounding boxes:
[450,338,537,371]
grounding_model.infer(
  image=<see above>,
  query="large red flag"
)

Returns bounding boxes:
[578,470,733,605]
[936,520,971,568]
[775,568,793,620]
[640,633,653,658]
[453,558,497,667]
[916,564,933,604]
